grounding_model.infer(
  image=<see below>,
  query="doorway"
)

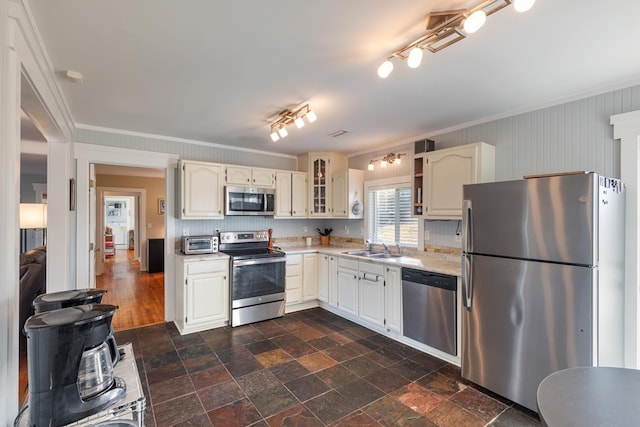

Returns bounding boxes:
[93,165,166,331]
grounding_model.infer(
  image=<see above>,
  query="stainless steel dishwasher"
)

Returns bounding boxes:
[402,268,457,356]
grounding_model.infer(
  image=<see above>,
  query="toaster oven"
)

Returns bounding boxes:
[181,235,218,254]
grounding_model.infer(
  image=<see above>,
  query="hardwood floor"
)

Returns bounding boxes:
[19,249,165,403]
[96,248,165,331]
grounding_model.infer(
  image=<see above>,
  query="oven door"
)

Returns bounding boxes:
[230,257,286,308]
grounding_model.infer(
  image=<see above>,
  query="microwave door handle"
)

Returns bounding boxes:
[264,192,268,212]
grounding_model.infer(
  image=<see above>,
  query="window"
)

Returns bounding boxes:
[366,179,418,247]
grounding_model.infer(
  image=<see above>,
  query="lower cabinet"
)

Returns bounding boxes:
[285,253,319,311]
[318,254,338,306]
[358,261,385,328]
[175,255,229,334]
[337,258,358,317]
[384,265,402,334]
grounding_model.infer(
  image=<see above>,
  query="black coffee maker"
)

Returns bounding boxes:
[23,304,126,426]
[31,289,120,367]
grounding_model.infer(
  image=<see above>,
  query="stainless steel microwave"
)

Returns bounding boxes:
[181,235,218,254]
[225,186,275,216]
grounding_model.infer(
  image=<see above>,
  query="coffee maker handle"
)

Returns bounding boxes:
[107,335,120,367]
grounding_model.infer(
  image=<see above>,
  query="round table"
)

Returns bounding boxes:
[537,367,640,427]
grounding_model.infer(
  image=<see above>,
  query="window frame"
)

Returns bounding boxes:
[364,175,418,247]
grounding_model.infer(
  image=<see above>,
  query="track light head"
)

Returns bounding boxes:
[463,10,487,33]
[377,60,394,78]
[407,47,423,68]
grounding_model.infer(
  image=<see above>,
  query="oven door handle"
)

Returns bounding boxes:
[233,257,286,267]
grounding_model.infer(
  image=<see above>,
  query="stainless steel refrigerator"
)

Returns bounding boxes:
[461,172,625,412]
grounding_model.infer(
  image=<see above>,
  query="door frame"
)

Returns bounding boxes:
[98,189,147,275]
[74,143,178,321]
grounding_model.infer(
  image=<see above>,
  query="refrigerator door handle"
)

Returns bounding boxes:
[462,199,473,253]
[462,254,473,308]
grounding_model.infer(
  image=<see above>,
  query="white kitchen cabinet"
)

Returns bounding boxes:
[297,152,347,217]
[179,160,224,219]
[175,254,229,334]
[332,169,364,218]
[422,142,495,219]
[358,261,385,328]
[384,265,402,334]
[275,172,293,217]
[291,172,308,217]
[302,253,318,300]
[275,171,307,218]
[318,254,338,306]
[226,166,274,187]
[251,168,275,187]
[337,258,359,317]
[285,254,303,305]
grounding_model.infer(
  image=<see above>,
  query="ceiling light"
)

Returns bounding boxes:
[377,60,394,78]
[268,104,316,141]
[463,10,487,33]
[306,109,317,123]
[513,0,535,12]
[407,47,423,68]
[368,153,406,170]
[376,0,533,78]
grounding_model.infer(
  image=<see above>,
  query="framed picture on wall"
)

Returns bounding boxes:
[158,198,166,215]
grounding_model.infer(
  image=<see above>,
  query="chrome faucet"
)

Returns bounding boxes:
[395,243,401,255]
[382,243,389,253]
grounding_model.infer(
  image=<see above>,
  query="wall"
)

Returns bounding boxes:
[19,173,45,202]
[350,84,640,248]
[96,174,166,238]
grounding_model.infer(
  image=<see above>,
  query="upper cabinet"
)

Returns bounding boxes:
[415,142,495,219]
[179,160,224,219]
[274,171,307,218]
[298,152,347,217]
[332,169,364,219]
[225,166,274,188]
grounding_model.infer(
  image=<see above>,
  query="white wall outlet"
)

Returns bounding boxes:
[183,228,189,236]
[425,230,430,241]
[302,226,308,233]
[147,223,152,229]
[455,234,462,242]
[344,224,350,235]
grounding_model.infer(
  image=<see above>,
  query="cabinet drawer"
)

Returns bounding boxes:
[287,263,302,277]
[359,261,385,276]
[186,260,227,275]
[338,257,358,270]
[286,254,303,266]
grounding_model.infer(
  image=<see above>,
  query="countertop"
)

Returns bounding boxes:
[280,245,462,277]
[175,252,229,261]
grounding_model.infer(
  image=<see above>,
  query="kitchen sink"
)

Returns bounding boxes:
[342,250,401,258]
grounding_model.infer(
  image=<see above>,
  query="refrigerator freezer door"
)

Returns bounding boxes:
[463,173,598,265]
[462,254,594,412]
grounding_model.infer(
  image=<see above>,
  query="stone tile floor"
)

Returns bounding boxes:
[115,308,541,427]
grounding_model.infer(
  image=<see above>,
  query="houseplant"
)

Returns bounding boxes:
[317,228,333,246]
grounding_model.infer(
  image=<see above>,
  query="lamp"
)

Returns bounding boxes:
[269,104,317,141]
[367,153,406,171]
[376,0,535,78]
[20,203,47,252]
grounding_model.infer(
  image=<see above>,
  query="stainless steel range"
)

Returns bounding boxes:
[219,231,286,327]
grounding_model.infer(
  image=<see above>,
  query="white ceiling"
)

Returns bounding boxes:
[25,0,640,157]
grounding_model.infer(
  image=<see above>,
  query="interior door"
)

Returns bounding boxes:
[89,163,96,287]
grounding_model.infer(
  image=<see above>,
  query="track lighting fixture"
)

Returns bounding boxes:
[368,153,406,171]
[269,104,317,141]
[376,0,535,79]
